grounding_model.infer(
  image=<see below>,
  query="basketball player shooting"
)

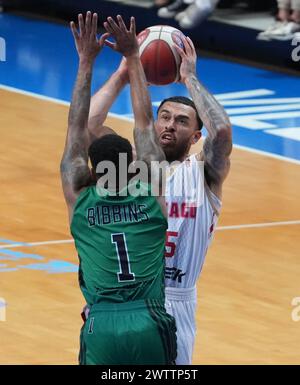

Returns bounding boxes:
[61,12,177,364]
[87,21,232,365]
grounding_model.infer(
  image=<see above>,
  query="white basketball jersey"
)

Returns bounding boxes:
[165,154,221,288]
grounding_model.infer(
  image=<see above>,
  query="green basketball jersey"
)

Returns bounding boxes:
[71,182,167,306]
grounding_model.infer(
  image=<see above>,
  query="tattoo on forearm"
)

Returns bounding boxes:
[69,71,92,129]
[202,132,230,181]
[61,64,94,195]
[187,75,232,184]
[188,74,230,137]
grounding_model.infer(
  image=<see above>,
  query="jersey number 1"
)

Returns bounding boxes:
[111,233,135,282]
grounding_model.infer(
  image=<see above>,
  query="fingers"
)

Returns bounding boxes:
[117,15,127,32]
[186,37,196,58]
[76,11,98,38]
[99,32,111,48]
[103,21,113,34]
[91,12,98,37]
[85,11,92,35]
[182,37,192,55]
[183,36,196,57]
[70,21,79,42]
[104,39,116,50]
[104,18,115,34]
[106,17,120,34]
[129,16,136,35]
[71,12,111,59]
[73,13,134,44]
[78,13,85,36]
[104,15,134,35]
[186,36,194,49]
[173,43,186,59]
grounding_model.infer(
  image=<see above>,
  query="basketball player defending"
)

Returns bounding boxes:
[61,12,176,364]
[87,29,232,365]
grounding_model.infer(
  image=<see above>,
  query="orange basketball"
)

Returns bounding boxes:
[137,25,186,86]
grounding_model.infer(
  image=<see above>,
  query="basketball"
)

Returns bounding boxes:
[137,25,186,86]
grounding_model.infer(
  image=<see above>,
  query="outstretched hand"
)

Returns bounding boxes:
[103,15,139,58]
[174,36,197,84]
[70,12,110,62]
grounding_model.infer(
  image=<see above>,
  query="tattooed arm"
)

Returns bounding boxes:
[104,15,166,214]
[104,16,165,165]
[186,73,232,198]
[175,37,232,198]
[60,60,92,216]
[60,12,109,221]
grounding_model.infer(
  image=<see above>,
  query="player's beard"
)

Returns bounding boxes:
[162,139,191,162]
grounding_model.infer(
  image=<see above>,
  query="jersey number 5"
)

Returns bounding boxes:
[111,233,135,282]
[165,231,178,258]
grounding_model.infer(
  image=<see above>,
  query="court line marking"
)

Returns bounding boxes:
[0,239,74,249]
[1,84,300,165]
[0,220,299,250]
[217,219,300,230]
[0,84,134,123]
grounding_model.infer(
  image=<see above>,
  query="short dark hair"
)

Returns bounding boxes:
[157,96,203,130]
[88,134,133,173]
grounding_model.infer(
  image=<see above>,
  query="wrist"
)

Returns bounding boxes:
[184,73,197,86]
[126,54,142,74]
[79,57,94,69]
[125,52,140,61]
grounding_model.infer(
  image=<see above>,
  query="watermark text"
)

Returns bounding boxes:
[291,35,300,62]
[95,154,205,208]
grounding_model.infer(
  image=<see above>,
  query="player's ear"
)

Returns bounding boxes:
[192,130,201,144]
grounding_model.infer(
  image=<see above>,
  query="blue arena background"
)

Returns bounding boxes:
[1,13,300,162]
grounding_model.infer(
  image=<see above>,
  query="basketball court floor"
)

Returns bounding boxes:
[0,13,300,364]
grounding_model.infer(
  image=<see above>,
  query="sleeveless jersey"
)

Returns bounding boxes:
[71,183,168,306]
[165,154,221,288]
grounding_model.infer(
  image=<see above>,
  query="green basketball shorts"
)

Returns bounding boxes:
[79,299,177,365]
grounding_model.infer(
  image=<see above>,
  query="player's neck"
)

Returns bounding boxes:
[178,153,190,162]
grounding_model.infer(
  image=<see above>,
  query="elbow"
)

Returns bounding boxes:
[133,121,154,134]
[217,124,232,149]
[217,121,232,136]
[60,155,69,176]
[88,114,106,130]
[60,160,66,177]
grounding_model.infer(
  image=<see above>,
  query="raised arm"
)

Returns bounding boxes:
[88,57,128,143]
[175,37,232,199]
[60,12,109,221]
[103,16,165,165]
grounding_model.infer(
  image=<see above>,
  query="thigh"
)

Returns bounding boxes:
[80,305,176,365]
[165,299,196,365]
